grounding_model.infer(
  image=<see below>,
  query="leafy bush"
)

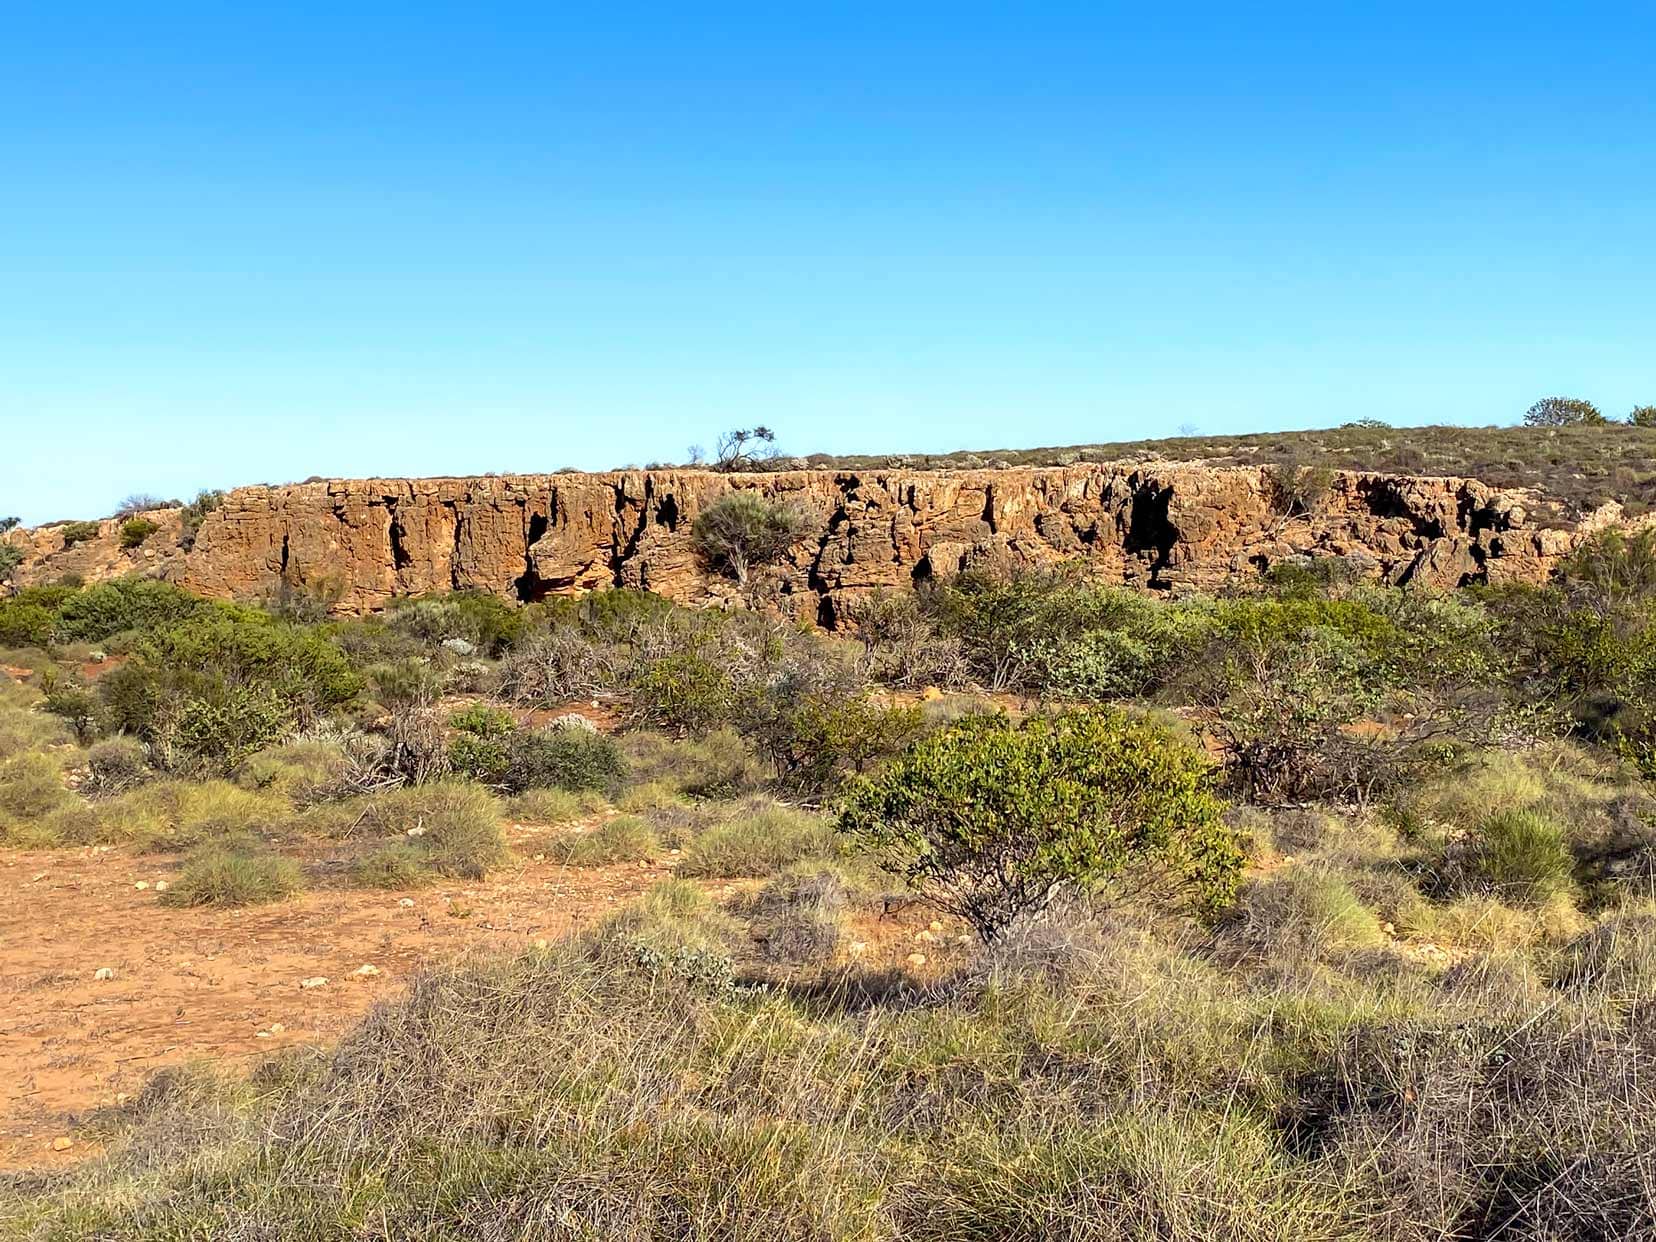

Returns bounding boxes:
[837,709,1241,940]
[1262,461,1334,517]
[501,725,625,795]
[59,520,101,547]
[54,579,208,643]
[747,690,923,795]
[630,649,735,735]
[1524,395,1607,427]
[690,491,808,584]
[159,844,302,907]
[446,731,510,785]
[153,687,293,770]
[0,541,23,582]
[177,489,223,551]
[386,591,524,654]
[119,517,159,549]
[449,703,515,736]
[42,681,103,742]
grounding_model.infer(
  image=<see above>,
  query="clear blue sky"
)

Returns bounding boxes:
[3,3,1653,524]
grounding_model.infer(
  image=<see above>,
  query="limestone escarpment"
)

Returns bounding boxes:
[2,464,1603,622]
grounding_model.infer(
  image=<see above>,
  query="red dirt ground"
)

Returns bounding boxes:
[0,828,957,1171]
[0,830,690,1170]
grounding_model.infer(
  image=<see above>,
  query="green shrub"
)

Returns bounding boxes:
[159,844,302,907]
[119,517,159,549]
[630,649,735,735]
[386,590,525,654]
[54,579,207,643]
[446,731,511,784]
[677,801,835,878]
[42,682,103,742]
[449,703,515,736]
[177,489,223,551]
[1523,395,1607,427]
[690,491,808,584]
[0,542,21,583]
[747,691,923,795]
[59,520,101,548]
[504,725,625,794]
[837,708,1240,940]
[1262,462,1335,516]
[154,687,293,769]
[0,602,54,647]
[547,814,659,866]
[1463,808,1575,904]
[367,658,444,708]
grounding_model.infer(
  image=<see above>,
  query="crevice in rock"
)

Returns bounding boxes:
[443,501,463,590]
[514,510,552,603]
[387,502,413,572]
[1124,482,1178,586]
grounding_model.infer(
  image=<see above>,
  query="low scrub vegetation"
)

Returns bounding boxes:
[4,526,1656,1236]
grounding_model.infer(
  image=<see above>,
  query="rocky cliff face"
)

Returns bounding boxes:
[2,464,1603,623]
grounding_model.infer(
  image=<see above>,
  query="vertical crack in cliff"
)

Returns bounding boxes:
[609,478,654,587]
[385,498,414,574]
[514,509,553,603]
[442,501,463,590]
[1125,481,1179,587]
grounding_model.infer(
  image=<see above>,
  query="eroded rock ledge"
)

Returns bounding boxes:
[3,465,1607,623]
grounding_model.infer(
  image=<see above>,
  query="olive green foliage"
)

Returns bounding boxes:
[1629,404,1656,429]
[621,728,766,798]
[1523,395,1607,427]
[0,541,22,582]
[838,709,1240,940]
[689,490,808,584]
[176,488,223,551]
[501,725,626,795]
[1262,460,1335,517]
[386,590,525,655]
[748,689,923,794]
[119,517,159,548]
[629,648,736,734]
[59,520,101,547]
[1461,808,1575,904]
[159,842,303,907]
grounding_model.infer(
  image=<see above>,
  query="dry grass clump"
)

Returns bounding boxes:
[675,800,836,878]
[547,814,660,866]
[159,843,303,908]
[1220,865,1386,960]
[506,785,607,825]
[746,863,856,964]
[338,781,508,880]
[620,727,767,797]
